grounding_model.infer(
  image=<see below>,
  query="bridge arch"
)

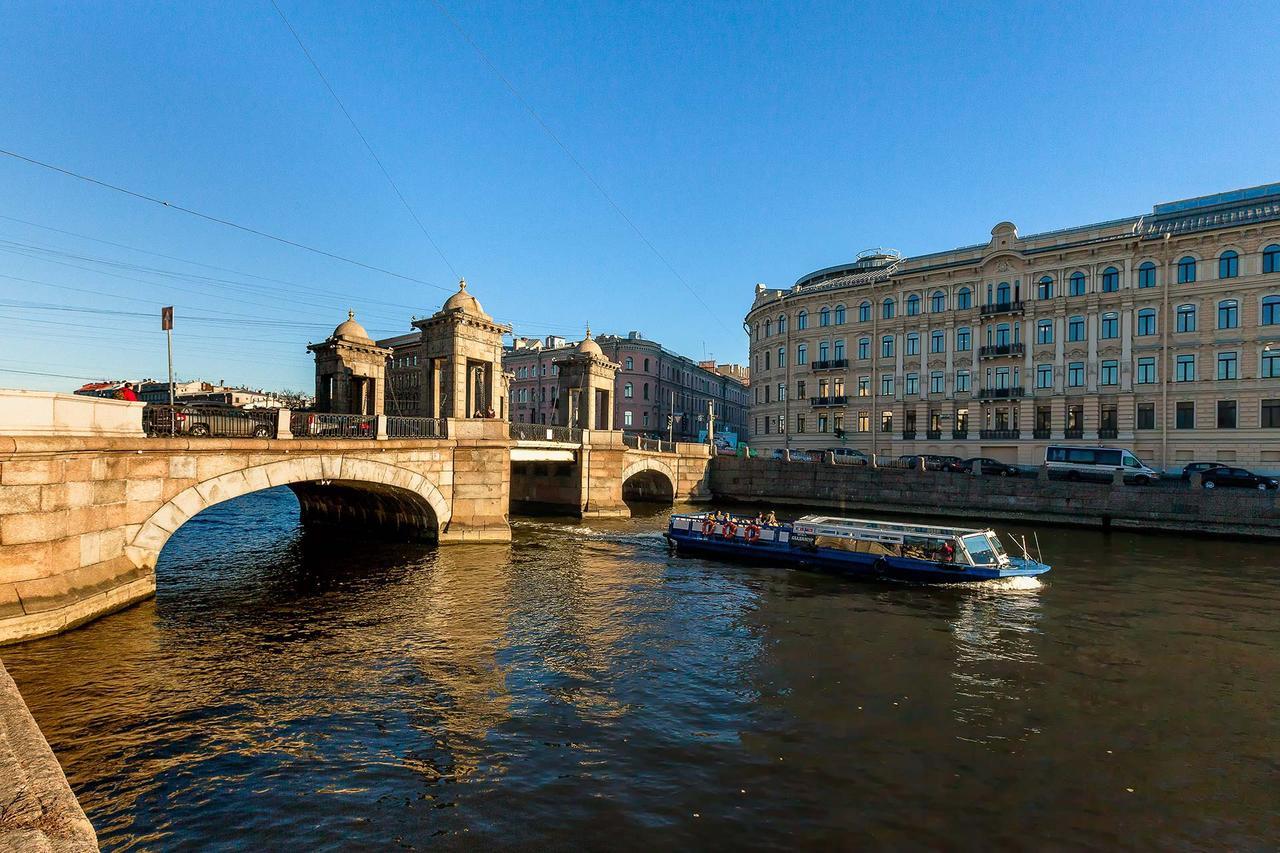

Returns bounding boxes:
[125,457,451,570]
[620,457,677,504]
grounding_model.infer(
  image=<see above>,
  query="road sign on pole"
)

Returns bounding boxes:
[161,307,175,407]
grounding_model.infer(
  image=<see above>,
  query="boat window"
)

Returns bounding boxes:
[962,533,999,565]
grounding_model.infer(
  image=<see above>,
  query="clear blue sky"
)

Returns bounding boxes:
[1,0,1277,393]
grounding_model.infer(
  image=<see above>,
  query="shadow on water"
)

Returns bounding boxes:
[2,489,1278,850]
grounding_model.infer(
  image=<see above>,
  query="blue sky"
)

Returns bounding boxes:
[1,0,1277,393]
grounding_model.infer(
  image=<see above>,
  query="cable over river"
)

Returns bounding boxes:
[3,488,1277,850]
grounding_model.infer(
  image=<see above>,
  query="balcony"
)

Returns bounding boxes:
[979,429,1021,440]
[980,300,1025,317]
[979,342,1025,359]
[901,431,917,440]
[951,430,969,440]
[1033,428,1051,439]
[926,430,942,440]
[978,386,1026,400]
[810,359,849,372]
[1064,428,1084,439]
[809,395,849,407]
[1098,427,1119,440]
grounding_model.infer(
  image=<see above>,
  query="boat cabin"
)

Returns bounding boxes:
[790,516,1010,568]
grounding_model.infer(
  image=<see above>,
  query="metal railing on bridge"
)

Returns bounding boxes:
[387,416,447,439]
[509,422,583,443]
[142,404,277,438]
[290,411,375,439]
[623,433,676,453]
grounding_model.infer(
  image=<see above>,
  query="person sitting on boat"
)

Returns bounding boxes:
[940,540,955,563]
[765,511,778,527]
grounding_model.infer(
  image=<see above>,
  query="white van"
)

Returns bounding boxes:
[1044,445,1161,485]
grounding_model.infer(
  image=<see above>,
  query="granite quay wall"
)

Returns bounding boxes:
[0,660,96,852]
[709,457,1280,538]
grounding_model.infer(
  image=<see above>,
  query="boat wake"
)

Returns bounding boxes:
[987,575,1043,592]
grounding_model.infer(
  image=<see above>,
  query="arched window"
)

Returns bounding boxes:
[1100,312,1119,339]
[796,343,807,365]
[1264,244,1280,274]
[777,314,787,333]
[1101,266,1119,292]
[1037,276,1054,300]
[1137,308,1157,336]
[1176,303,1197,333]
[905,332,920,355]
[956,287,972,309]
[996,282,1011,305]
[880,334,894,358]
[995,323,1011,346]
[906,294,921,316]
[1178,256,1197,283]
[1036,319,1053,344]
[1262,295,1280,326]
[624,382,633,398]
[764,320,772,337]
[797,310,808,330]
[1069,272,1086,296]
[1217,299,1239,329]
[818,341,830,361]
[930,329,945,353]
[1138,261,1156,288]
[819,307,831,327]
[930,290,946,312]
[833,339,845,360]
[1068,315,1086,341]
[834,304,846,324]
[857,337,870,359]
[882,298,896,319]
[1219,250,1239,279]
[625,356,633,370]
[858,301,871,322]
[777,347,786,367]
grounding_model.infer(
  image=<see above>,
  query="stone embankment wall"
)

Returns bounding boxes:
[0,660,96,852]
[709,457,1280,538]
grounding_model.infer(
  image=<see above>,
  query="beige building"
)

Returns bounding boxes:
[745,181,1280,471]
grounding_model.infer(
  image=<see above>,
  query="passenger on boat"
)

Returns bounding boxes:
[940,541,955,563]
[765,511,778,526]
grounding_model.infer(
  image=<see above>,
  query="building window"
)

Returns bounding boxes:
[1138,261,1157,288]
[817,415,827,433]
[1067,362,1084,387]
[644,358,649,372]
[796,415,805,433]
[834,339,845,360]
[930,371,944,393]
[1100,360,1119,386]
[1217,400,1237,429]
[930,291,946,312]
[1176,401,1195,429]
[1217,351,1238,380]
[1100,312,1119,339]
[764,351,770,371]
[797,343,807,365]
[857,376,869,396]
[1263,349,1280,378]
[1068,316,1086,341]
[957,287,972,310]
[880,375,894,396]
[1069,272,1086,296]
[1262,295,1280,326]
[623,382,633,398]
[1176,354,1196,382]
[905,373,919,395]
[833,304,846,325]
[1136,403,1155,430]
[956,370,971,392]
[1176,304,1196,332]
[778,383,787,401]
[1219,251,1239,279]
[797,310,808,330]
[881,335,894,358]
[996,282,1011,305]
[1264,245,1280,274]
[1137,357,1156,384]
[930,330,945,353]
[857,338,869,359]
[1101,266,1119,292]
[857,411,870,432]
[858,301,870,322]
[1036,364,1052,388]
[956,327,971,351]
[820,307,831,327]
[797,380,806,398]
[905,333,920,356]
[764,320,772,338]
[1137,308,1156,336]
[777,347,786,368]
[643,383,649,400]
[906,294,921,316]
[817,342,829,363]
[1217,299,1239,329]
[1036,319,1053,344]
[1037,276,1054,300]
[623,411,633,427]
[882,298,895,319]
[1178,256,1197,283]
[624,356,633,370]
[881,410,893,432]
[1262,399,1280,428]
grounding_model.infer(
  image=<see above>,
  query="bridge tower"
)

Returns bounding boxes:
[413,280,511,421]
[554,329,620,430]
[308,312,391,415]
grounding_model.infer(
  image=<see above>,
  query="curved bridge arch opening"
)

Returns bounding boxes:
[126,458,450,572]
[621,460,676,506]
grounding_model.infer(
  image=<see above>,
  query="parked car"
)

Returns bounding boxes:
[827,447,869,464]
[1180,462,1226,481]
[1044,444,1161,485]
[899,454,963,471]
[771,448,814,463]
[144,402,275,438]
[953,457,1020,477]
[1198,467,1280,490]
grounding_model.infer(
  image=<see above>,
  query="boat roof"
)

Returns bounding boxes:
[793,515,988,540]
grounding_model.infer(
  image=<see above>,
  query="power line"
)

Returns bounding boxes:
[0,146,453,292]
[268,0,460,281]
[429,0,730,334]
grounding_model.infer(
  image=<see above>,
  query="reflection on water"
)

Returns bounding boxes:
[4,489,1279,850]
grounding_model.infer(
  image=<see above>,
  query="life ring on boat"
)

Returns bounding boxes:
[721,521,738,539]
[701,518,715,536]
[744,524,761,543]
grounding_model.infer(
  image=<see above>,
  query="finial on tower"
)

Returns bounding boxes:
[347,309,355,321]
[458,278,467,291]
[585,322,592,339]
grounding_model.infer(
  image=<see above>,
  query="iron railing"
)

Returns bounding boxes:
[810,359,850,371]
[1098,427,1119,440]
[901,431,917,440]
[980,300,1025,316]
[809,395,849,407]
[979,387,1026,400]
[926,430,942,440]
[1064,428,1084,439]
[1033,428,1051,439]
[510,422,583,443]
[979,429,1021,439]
[143,404,277,439]
[387,416,446,439]
[979,342,1025,358]
[290,411,375,439]
[951,430,969,439]
[623,433,677,453]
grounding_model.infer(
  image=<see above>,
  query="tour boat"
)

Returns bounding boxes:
[665,513,1050,583]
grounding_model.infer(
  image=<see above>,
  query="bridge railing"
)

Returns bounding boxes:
[623,433,677,453]
[509,422,582,443]
[289,411,375,439]
[142,403,277,438]
[386,416,447,439]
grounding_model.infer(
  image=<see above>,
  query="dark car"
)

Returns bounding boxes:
[144,402,276,438]
[899,454,963,471]
[1199,467,1280,490]
[1180,461,1225,481]
[953,457,1020,477]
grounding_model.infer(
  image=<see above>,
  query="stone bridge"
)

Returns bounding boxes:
[0,390,710,645]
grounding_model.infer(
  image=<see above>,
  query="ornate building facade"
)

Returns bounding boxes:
[745,181,1280,470]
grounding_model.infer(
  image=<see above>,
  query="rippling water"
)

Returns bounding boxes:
[4,488,1279,850]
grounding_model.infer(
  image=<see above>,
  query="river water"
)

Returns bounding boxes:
[4,488,1278,850]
